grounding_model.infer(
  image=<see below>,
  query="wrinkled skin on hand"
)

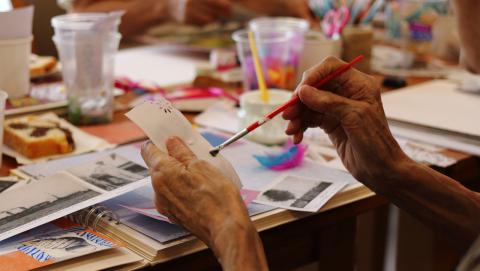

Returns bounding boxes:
[283,56,409,190]
[141,137,249,245]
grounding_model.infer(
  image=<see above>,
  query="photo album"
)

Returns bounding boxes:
[0,152,150,241]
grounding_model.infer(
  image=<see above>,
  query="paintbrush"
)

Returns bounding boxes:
[209,55,364,157]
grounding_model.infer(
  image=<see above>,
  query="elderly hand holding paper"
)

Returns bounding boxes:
[141,57,480,270]
[141,138,268,270]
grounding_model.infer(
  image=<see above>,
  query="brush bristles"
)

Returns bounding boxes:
[209,148,220,157]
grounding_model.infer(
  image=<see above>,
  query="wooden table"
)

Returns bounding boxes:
[2,76,478,271]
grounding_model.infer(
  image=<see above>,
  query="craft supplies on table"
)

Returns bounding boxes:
[321,6,350,40]
[309,0,384,37]
[248,31,269,102]
[385,0,450,68]
[308,0,379,72]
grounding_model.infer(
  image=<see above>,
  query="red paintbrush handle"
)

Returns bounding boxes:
[246,55,364,133]
[246,96,299,132]
[265,96,300,120]
[312,55,364,88]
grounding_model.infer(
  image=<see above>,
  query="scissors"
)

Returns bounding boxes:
[321,6,351,40]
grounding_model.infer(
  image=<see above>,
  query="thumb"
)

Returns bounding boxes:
[166,136,198,165]
[298,85,356,118]
[141,140,180,170]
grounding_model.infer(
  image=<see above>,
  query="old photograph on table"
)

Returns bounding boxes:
[254,175,348,212]
[0,172,100,240]
[0,180,17,194]
[67,154,149,191]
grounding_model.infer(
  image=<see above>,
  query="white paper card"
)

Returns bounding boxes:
[254,175,348,212]
[382,80,480,138]
[126,99,242,188]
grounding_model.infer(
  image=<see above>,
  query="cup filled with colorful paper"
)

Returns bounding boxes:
[249,17,309,80]
[233,29,300,91]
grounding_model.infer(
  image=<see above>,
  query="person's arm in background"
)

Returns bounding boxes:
[452,0,480,74]
[283,57,480,249]
[73,0,168,38]
[73,0,232,38]
[235,0,316,24]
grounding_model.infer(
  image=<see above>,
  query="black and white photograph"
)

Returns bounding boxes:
[0,180,16,194]
[0,173,100,236]
[254,175,348,212]
[67,154,149,191]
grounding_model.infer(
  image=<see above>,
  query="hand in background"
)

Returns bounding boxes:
[277,0,316,23]
[283,57,409,190]
[236,0,316,24]
[168,0,232,25]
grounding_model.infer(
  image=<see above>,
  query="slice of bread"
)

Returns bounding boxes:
[29,55,57,78]
[4,116,75,159]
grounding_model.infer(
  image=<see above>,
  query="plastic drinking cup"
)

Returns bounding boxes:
[51,12,122,125]
[0,36,32,98]
[233,29,296,91]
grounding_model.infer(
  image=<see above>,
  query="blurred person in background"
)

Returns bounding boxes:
[58,0,315,37]
[452,0,480,74]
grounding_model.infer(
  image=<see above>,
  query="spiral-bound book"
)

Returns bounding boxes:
[0,151,151,242]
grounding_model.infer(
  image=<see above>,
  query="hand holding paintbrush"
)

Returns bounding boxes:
[209,55,364,156]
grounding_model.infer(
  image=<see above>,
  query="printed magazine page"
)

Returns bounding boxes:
[0,218,121,271]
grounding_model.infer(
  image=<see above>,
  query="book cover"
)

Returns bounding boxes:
[0,218,122,271]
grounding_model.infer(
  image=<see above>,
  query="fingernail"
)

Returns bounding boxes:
[142,140,153,151]
[167,136,182,144]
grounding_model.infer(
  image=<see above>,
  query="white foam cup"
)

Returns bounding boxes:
[239,89,291,145]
